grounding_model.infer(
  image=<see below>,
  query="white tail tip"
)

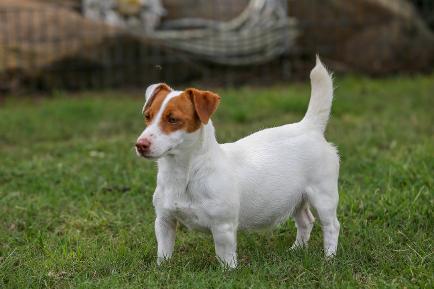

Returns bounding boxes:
[310,55,330,82]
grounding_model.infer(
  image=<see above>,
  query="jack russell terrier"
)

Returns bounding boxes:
[135,56,340,268]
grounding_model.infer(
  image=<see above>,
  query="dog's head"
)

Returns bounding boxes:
[135,83,220,159]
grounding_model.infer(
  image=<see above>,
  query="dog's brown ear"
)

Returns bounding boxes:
[186,88,221,124]
[143,83,172,113]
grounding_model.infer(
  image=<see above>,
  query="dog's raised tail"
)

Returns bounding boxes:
[302,55,334,134]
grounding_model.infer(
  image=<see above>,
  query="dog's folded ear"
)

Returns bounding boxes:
[143,83,172,113]
[186,88,221,124]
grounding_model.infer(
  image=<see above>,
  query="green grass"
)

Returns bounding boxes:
[0,74,433,288]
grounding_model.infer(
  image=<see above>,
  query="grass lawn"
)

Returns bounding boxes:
[0,74,433,288]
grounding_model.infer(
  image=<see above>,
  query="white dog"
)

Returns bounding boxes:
[135,56,340,268]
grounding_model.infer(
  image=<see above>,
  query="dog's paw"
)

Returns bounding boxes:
[157,256,169,266]
[324,250,337,260]
[218,257,237,270]
[290,241,308,251]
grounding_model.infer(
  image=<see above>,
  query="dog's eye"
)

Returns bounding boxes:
[167,115,178,124]
[144,113,151,121]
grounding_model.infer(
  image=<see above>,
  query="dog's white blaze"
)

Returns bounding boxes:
[143,83,174,113]
[139,91,181,139]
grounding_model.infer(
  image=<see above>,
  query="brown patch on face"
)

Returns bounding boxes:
[159,92,202,134]
[143,84,171,125]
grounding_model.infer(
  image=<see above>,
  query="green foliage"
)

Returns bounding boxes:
[0,74,433,288]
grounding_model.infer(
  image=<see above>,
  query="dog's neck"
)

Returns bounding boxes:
[158,121,221,178]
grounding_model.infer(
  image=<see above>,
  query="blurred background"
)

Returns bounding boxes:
[0,1,433,287]
[0,0,433,93]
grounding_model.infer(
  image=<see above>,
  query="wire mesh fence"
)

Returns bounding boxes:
[0,0,433,93]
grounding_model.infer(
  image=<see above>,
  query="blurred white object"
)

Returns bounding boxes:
[82,0,297,65]
[153,0,298,65]
[82,0,166,31]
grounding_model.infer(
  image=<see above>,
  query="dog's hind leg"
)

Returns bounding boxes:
[291,201,315,249]
[308,182,340,257]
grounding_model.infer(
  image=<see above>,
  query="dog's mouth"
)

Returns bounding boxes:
[135,147,154,159]
[142,155,159,160]
[137,151,158,160]
[135,147,171,160]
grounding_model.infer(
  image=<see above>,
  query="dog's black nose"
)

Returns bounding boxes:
[136,138,151,153]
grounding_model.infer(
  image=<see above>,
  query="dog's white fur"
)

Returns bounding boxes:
[137,56,340,268]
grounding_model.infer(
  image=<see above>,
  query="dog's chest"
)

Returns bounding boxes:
[173,202,209,232]
[154,187,210,232]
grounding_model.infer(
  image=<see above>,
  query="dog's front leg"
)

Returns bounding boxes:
[155,216,176,265]
[211,223,237,268]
